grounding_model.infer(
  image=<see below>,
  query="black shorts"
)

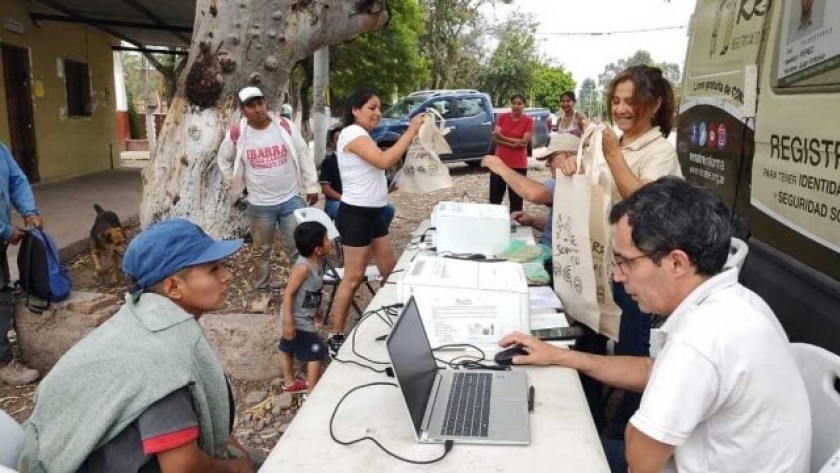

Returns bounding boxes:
[278,330,328,362]
[335,201,389,247]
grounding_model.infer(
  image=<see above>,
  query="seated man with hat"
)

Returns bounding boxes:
[20,219,257,473]
[481,133,581,247]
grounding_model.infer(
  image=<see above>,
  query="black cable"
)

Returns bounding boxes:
[330,356,389,373]
[331,303,402,370]
[330,382,455,464]
[431,344,509,370]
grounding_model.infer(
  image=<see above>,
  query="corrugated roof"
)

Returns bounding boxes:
[29,0,194,48]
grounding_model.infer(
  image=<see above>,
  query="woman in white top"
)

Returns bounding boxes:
[328,89,423,350]
[555,66,682,461]
[555,91,589,137]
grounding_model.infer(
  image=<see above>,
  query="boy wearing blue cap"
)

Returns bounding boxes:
[279,221,331,394]
[20,219,257,473]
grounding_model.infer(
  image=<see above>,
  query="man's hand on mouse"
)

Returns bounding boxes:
[499,332,569,366]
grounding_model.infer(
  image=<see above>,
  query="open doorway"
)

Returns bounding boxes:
[2,43,39,182]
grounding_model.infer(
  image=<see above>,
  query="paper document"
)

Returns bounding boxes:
[430,304,502,347]
[529,286,563,312]
[530,312,570,331]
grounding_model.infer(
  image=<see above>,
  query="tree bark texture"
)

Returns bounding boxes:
[141,0,389,238]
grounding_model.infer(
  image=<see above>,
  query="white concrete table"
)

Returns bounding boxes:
[260,223,609,472]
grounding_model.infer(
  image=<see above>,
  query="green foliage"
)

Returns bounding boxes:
[126,92,145,140]
[419,0,512,90]
[479,13,542,107]
[578,78,607,121]
[532,63,575,111]
[331,0,428,109]
[597,50,681,94]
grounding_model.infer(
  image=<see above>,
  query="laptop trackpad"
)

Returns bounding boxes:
[495,399,528,424]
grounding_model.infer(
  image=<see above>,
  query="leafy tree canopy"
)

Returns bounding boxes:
[331,0,428,106]
[479,12,542,107]
[533,63,575,111]
[597,50,681,94]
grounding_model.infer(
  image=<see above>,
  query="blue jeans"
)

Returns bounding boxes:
[602,437,628,473]
[324,200,395,229]
[248,196,306,292]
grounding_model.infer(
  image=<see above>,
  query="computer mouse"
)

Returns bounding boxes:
[494,344,529,366]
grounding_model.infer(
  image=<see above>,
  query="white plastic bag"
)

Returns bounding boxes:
[398,109,454,194]
[551,124,622,340]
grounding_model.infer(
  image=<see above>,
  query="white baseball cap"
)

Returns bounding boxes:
[238,86,264,104]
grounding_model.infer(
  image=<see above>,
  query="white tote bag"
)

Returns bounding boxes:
[552,124,622,340]
[398,109,454,194]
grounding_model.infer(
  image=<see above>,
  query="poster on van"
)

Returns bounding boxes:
[777,0,840,85]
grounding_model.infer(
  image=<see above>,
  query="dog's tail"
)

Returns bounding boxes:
[93,204,105,215]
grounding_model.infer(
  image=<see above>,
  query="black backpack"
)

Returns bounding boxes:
[17,228,72,313]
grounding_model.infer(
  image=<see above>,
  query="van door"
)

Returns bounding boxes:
[453,96,493,157]
[745,0,840,352]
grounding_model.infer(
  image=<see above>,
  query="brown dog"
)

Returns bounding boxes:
[90,204,128,284]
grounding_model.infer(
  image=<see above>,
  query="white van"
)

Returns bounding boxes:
[678,0,840,353]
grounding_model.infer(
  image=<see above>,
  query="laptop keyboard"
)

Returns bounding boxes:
[442,372,493,437]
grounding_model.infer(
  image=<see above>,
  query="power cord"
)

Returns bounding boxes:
[432,344,510,371]
[329,382,455,464]
[330,303,402,373]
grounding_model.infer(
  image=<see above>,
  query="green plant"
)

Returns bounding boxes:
[127,93,146,139]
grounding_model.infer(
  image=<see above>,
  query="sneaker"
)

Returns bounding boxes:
[0,359,40,385]
[327,334,345,355]
[282,379,307,393]
[249,293,272,313]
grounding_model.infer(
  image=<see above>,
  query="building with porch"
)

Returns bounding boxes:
[0,0,191,182]
[0,0,119,182]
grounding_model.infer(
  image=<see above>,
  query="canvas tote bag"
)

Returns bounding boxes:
[552,124,622,340]
[398,108,454,194]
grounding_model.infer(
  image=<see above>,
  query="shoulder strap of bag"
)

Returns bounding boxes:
[233,117,291,146]
[230,124,241,146]
[278,116,292,135]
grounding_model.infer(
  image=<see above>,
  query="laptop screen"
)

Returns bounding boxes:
[386,296,440,434]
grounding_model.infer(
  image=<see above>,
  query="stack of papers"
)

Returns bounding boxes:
[529,286,570,330]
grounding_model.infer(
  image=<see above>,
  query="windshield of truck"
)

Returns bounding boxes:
[383,96,428,118]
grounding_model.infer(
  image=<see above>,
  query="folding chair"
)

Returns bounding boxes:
[790,343,840,472]
[292,207,379,323]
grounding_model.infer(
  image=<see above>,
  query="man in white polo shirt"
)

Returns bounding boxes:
[218,86,319,312]
[500,177,811,473]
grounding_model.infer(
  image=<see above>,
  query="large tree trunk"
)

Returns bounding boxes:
[141,0,389,238]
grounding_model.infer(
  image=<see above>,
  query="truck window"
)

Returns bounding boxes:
[456,97,484,118]
[427,98,452,119]
[774,0,840,89]
[382,96,427,119]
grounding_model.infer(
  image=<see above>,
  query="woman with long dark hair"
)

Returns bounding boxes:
[326,89,423,353]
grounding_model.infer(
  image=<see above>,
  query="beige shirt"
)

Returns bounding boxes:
[611,126,682,204]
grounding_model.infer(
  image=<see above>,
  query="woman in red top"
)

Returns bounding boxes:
[490,94,534,213]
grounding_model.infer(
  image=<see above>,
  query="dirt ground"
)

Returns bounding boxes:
[0,162,550,454]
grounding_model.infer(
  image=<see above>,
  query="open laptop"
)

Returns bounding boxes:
[386,296,530,444]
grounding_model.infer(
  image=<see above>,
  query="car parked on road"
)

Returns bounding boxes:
[371,89,550,165]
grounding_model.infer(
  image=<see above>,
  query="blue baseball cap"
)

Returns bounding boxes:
[122,218,243,294]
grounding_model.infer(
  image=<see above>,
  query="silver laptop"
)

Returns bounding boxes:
[386,296,530,444]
